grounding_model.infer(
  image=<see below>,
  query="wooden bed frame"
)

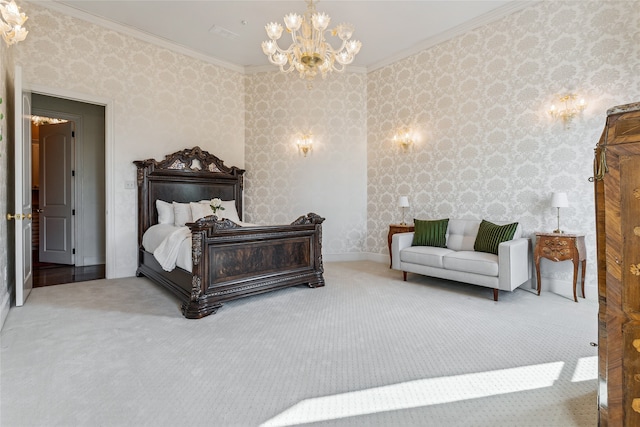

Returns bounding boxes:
[134,147,325,318]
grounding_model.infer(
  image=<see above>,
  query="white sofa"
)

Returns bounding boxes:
[391,218,531,301]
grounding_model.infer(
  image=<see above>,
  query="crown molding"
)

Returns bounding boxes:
[368,1,538,72]
[31,1,244,73]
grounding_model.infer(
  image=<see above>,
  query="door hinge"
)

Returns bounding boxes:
[72,170,75,177]
[72,248,76,255]
[72,209,75,216]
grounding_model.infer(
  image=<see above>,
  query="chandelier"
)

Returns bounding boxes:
[261,0,361,81]
[0,0,27,46]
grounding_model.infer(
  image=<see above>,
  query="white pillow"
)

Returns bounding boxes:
[173,202,192,227]
[219,200,241,223]
[190,202,213,221]
[156,200,174,224]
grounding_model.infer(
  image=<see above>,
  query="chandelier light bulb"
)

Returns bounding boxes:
[284,13,302,31]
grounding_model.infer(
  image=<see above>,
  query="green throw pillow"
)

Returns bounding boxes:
[412,218,449,247]
[474,220,519,255]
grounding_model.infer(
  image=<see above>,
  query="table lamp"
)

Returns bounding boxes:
[551,192,569,233]
[398,196,409,225]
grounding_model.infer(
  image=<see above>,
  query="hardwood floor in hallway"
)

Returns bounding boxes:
[33,251,105,287]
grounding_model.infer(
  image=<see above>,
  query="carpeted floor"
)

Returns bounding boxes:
[0,261,598,426]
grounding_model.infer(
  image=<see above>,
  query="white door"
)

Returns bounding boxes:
[13,65,33,306]
[38,122,74,265]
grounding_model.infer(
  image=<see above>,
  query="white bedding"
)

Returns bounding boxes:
[143,224,193,271]
[142,220,259,272]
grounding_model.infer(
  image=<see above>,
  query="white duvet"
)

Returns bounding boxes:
[142,224,193,272]
[142,221,259,272]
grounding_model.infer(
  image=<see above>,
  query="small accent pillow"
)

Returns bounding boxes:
[474,220,519,255]
[173,202,192,227]
[156,200,174,225]
[190,202,213,221]
[219,200,241,223]
[412,218,449,247]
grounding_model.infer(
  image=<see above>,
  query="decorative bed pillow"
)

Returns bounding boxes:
[190,202,213,221]
[473,220,519,255]
[173,202,193,227]
[156,200,174,224]
[219,200,241,223]
[412,218,449,247]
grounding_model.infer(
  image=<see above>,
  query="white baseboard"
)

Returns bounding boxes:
[81,256,106,266]
[538,277,596,301]
[0,291,10,331]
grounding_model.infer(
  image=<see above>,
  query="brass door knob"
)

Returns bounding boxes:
[6,213,24,220]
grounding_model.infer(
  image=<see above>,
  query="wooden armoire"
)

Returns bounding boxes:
[594,102,640,426]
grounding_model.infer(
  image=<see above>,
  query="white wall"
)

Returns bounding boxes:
[16,3,246,278]
[366,0,640,299]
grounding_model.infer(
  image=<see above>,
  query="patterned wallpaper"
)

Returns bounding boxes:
[15,3,245,278]
[367,0,640,297]
[244,72,368,256]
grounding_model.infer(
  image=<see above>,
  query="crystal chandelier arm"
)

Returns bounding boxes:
[0,0,27,45]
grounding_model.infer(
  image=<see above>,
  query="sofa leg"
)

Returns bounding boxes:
[403,271,407,281]
[493,289,499,301]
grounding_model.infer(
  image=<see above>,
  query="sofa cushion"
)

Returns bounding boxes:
[474,220,519,255]
[446,219,481,251]
[412,218,449,247]
[442,251,499,276]
[400,246,454,269]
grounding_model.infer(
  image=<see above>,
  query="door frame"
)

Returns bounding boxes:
[32,110,81,266]
[26,83,115,278]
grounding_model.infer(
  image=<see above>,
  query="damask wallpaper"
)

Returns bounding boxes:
[367,0,639,297]
[244,72,367,256]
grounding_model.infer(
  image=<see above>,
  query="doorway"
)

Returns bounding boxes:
[30,94,106,287]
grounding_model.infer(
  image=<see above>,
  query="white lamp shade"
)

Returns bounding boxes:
[398,196,409,208]
[551,192,569,208]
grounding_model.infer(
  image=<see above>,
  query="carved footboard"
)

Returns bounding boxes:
[182,213,325,318]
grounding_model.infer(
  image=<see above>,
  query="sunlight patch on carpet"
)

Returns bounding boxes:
[571,356,597,383]
[261,361,565,426]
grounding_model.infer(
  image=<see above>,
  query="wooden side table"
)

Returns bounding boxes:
[388,223,414,268]
[534,232,586,302]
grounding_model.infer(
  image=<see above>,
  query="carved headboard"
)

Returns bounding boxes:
[134,147,245,245]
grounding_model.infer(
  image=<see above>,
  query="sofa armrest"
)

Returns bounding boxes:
[498,237,531,291]
[391,232,414,270]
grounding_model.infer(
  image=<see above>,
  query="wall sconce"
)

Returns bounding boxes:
[393,130,413,151]
[0,0,28,46]
[548,93,586,128]
[551,192,569,233]
[297,133,313,157]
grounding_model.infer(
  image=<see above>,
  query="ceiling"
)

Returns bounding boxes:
[42,1,527,72]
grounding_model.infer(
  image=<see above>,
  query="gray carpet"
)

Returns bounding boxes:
[1,261,598,426]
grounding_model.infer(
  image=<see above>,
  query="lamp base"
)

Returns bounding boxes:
[553,229,564,234]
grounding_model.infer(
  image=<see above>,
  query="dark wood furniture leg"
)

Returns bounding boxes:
[493,289,499,301]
